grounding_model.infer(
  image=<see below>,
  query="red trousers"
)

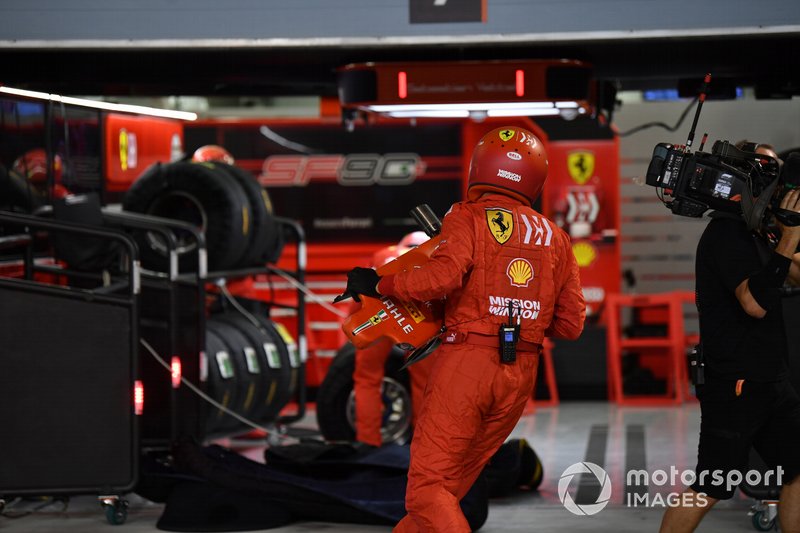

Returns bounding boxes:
[393,343,538,532]
[353,337,433,447]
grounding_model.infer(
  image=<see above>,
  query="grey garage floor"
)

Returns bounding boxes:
[0,403,772,532]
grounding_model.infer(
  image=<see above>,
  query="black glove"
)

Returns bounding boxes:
[334,267,381,303]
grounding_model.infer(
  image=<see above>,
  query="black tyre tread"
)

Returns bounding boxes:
[122,161,252,271]
[250,315,296,413]
[207,318,258,432]
[212,315,267,428]
[208,162,279,266]
[204,328,239,434]
[316,344,357,442]
[216,313,292,423]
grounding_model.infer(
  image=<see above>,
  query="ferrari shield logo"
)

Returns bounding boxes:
[499,129,516,142]
[486,208,514,244]
[352,309,388,336]
[567,151,595,185]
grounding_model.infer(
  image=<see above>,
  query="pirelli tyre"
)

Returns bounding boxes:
[251,315,299,415]
[208,162,284,266]
[203,327,240,434]
[216,313,293,423]
[122,161,252,272]
[206,318,261,433]
[207,316,267,430]
[316,342,411,444]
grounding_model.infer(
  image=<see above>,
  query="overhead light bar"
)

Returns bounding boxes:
[362,101,580,119]
[487,107,561,118]
[366,101,576,113]
[338,60,595,121]
[387,110,470,118]
[0,85,198,121]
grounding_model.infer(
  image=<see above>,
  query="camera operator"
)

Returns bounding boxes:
[661,143,800,533]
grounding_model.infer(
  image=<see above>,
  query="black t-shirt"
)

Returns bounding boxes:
[695,216,788,381]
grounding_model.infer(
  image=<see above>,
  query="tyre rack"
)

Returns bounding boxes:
[108,212,309,441]
[3,207,308,445]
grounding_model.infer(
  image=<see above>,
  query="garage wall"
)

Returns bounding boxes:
[613,94,800,297]
[0,0,798,43]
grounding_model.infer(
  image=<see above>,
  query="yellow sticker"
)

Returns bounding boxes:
[567,151,595,185]
[499,129,516,142]
[486,208,514,244]
[572,241,597,267]
[119,129,129,171]
[507,258,534,287]
[402,301,426,323]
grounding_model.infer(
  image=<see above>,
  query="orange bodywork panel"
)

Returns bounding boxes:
[342,237,444,350]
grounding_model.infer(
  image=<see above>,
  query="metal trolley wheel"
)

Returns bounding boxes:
[346,376,412,445]
[750,510,776,531]
[749,501,778,532]
[100,496,129,526]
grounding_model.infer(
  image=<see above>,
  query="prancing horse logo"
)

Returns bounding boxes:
[486,208,514,244]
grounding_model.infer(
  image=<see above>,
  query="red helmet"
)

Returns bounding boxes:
[467,126,548,205]
[192,145,234,165]
[12,149,63,184]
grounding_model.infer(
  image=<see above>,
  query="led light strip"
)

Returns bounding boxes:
[364,101,580,113]
[365,101,584,119]
[0,85,197,121]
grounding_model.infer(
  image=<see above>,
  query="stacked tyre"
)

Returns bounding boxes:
[204,312,298,435]
[122,161,283,271]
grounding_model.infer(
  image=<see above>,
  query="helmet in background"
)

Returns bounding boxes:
[398,230,429,249]
[372,245,401,268]
[12,149,63,184]
[371,232,431,268]
[467,126,548,205]
[192,145,234,165]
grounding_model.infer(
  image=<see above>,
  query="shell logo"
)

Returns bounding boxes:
[507,258,533,287]
[572,242,597,268]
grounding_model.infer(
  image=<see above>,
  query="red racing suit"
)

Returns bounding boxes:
[353,336,433,447]
[378,192,585,532]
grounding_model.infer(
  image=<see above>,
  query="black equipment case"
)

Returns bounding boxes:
[0,212,140,516]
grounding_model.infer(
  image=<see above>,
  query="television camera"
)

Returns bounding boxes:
[644,74,800,231]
